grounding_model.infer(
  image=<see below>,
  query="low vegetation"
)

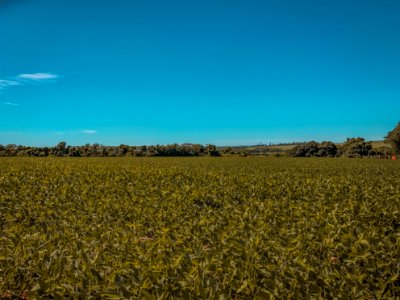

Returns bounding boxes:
[286,138,394,158]
[0,143,221,157]
[1,157,399,298]
[385,122,400,154]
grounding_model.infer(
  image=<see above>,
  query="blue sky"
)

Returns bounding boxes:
[0,0,399,146]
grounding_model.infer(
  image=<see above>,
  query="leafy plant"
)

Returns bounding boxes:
[0,157,399,298]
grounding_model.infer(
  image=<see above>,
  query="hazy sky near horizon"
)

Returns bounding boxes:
[1,0,399,146]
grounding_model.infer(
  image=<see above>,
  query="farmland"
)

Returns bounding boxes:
[1,157,399,299]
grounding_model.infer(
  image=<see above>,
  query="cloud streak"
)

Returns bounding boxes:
[81,130,97,134]
[0,72,59,92]
[3,102,19,106]
[0,79,20,89]
[18,73,59,80]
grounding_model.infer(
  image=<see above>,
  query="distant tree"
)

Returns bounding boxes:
[54,141,67,156]
[286,141,338,157]
[5,144,17,156]
[385,122,400,153]
[206,144,221,156]
[91,143,100,156]
[140,145,147,153]
[193,144,205,156]
[369,146,394,157]
[340,138,372,158]
[67,147,81,157]
[100,146,108,157]
[40,147,50,157]
[134,148,144,157]
[288,141,320,157]
[56,141,67,150]
[317,141,338,157]
[146,145,156,156]
[118,144,129,156]
[221,147,232,155]
[81,143,91,157]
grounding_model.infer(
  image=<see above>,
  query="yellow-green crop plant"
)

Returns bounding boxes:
[1,157,399,299]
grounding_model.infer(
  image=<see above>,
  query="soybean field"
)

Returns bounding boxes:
[1,157,399,299]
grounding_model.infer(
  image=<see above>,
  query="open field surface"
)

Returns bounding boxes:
[1,157,400,299]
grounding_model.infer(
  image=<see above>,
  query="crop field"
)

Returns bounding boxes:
[1,157,399,299]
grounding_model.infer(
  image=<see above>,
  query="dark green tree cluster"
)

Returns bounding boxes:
[385,122,400,154]
[287,141,338,157]
[287,138,377,158]
[0,142,221,157]
[370,146,395,156]
[338,138,373,158]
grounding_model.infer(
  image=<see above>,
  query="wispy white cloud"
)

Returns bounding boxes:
[0,80,20,89]
[3,102,19,106]
[17,73,59,81]
[0,72,59,92]
[81,129,97,134]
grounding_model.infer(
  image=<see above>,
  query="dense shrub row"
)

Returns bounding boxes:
[0,142,220,157]
[287,138,394,158]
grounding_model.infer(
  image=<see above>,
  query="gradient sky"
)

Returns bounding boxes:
[1,0,399,146]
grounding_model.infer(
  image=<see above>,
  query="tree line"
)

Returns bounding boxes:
[286,138,392,158]
[0,143,221,157]
[287,122,400,157]
[0,139,391,158]
[1,122,399,158]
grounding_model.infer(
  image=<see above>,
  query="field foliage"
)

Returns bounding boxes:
[0,157,399,299]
